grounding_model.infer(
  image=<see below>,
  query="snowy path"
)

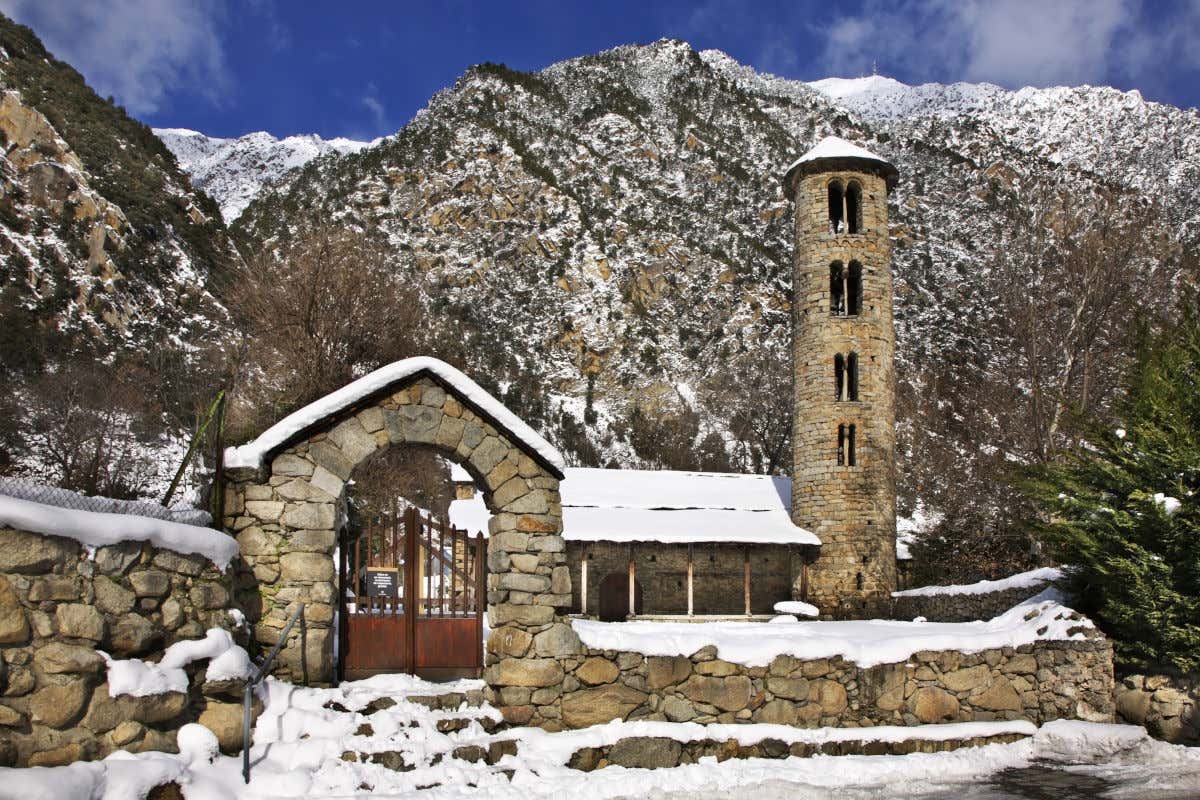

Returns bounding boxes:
[4,675,1200,799]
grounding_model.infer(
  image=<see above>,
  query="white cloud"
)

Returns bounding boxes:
[814,0,1197,92]
[361,84,386,132]
[0,0,231,115]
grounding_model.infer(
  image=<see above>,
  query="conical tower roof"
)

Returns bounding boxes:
[781,135,899,198]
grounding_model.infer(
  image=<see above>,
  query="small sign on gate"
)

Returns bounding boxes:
[363,567,399,598]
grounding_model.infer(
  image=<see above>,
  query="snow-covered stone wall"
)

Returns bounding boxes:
[0,524,244,768]
[890,569,1062,623]
[486,630,1114,732]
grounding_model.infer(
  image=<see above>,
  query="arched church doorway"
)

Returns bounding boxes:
[598,571,643,621]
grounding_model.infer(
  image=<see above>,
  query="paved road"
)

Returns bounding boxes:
[637,760,1200,800]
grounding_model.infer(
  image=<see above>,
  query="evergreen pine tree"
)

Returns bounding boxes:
[1027,303,1199,672]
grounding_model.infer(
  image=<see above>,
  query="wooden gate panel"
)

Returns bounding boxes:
[339,502,485,682]
[343,616,408,680]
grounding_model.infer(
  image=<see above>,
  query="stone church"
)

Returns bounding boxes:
[450,136,902,620]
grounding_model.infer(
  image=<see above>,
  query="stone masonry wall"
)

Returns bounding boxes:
[489,632,1114,732]
[892,580,1058,623]
[0,527,244,767]
[789,167,897,618]
[223,373,570,703]
[1115,673,1200,745]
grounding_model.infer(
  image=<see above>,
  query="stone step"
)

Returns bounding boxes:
[341,738,518,771]
[567,731,1032,771]
[322,687,487,715]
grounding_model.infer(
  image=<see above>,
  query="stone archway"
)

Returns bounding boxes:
[221,361,571,713]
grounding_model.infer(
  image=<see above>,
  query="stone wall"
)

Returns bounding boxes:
[565,542,794,617]
[788,165,898,617]
[486,626,1114,731]
[1115,673,1200,745]
[0,527,243,767]
[566,730,1031,771]
[891,580,1058,623]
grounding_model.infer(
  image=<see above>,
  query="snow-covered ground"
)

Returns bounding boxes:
[3,674,1198,800]
[572,589,1090,668]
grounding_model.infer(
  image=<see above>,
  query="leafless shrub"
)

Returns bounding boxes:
[226,224,427,438]
[13,361,168,499]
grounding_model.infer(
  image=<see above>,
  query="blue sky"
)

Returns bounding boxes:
[4,0,1199,141]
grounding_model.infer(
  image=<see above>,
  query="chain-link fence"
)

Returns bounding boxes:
[0,477,211,527]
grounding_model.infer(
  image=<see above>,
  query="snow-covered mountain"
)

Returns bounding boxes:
[154,128,377,222]
[6,27,1197,563]
[218,42,1197,551]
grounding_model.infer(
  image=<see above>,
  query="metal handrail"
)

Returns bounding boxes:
[242,602,306,784]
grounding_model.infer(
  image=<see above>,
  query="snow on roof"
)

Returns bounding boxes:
[788,135,892,169]
[781,135,899,193]
[572,589,1092,668]
[0,493,239,569]
[450,467,819,545]
[892,567,1063,598]
[225,356,565,476]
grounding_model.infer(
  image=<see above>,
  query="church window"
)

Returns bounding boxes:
[846,181,863,233]
[835,353,859,401]
[831,261,862,316]
[827,180,845,233]
[830,261,845,314]
[848,261,863,315]
[838,423,858,466]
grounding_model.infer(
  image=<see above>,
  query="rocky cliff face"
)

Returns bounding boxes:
[0,15,235,363]
[0,15,238,498]
[210,41,1197,542]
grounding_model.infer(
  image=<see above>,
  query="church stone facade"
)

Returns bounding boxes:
[784,139,900,617]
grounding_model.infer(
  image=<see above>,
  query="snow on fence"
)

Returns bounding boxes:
[0,480,235,569]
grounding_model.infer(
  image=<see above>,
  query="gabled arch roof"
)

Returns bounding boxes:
[224,356,565,478]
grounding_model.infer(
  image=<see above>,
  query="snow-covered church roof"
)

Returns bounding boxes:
[782,135,899,194]
[449,465,820,546]
[224,356,566,476]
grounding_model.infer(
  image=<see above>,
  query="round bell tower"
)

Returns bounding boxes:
[782,136,899,618]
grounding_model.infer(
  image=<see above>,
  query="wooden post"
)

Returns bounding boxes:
[403,506,419,674]
[686,543,694,617]
[743,547,751,616]
[800,547,810,601]
[628,544,636,619]
[474,532,485,676]
[438,516,446,616]
[580,546,588,615]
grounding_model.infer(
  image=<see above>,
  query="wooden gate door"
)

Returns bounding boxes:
[339,505,485,681]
